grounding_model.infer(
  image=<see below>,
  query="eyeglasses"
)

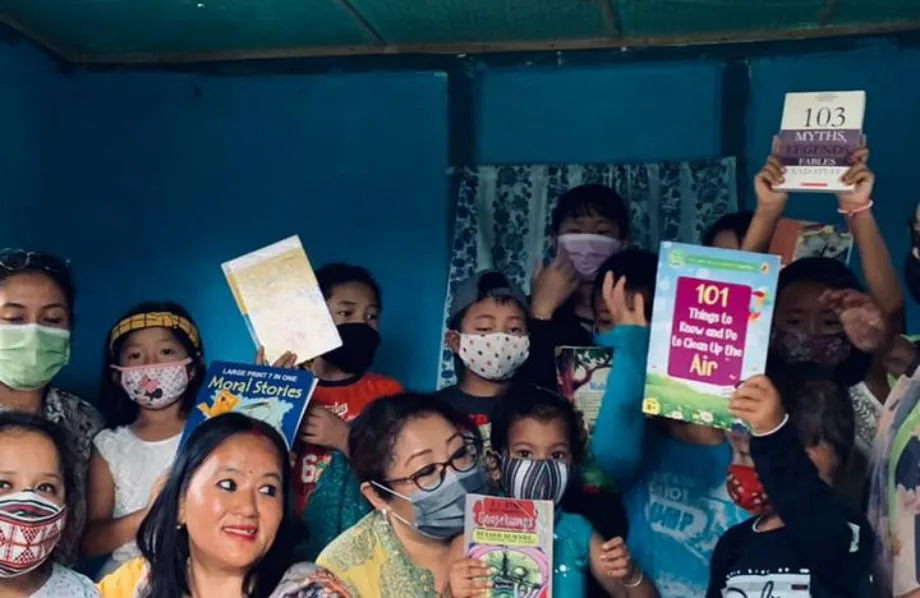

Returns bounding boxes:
[383,438,481,492]
[0,250,70,274]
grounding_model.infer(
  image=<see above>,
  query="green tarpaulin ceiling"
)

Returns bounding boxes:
[1,0,919,64]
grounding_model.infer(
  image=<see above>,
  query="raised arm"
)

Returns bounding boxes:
[592,274,651,488]
[741,141,790,254]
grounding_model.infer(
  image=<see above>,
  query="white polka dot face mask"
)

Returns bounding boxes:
[458,333,530,381]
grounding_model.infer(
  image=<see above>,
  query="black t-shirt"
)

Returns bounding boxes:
[435,384,499,444]
[707,422,874,598]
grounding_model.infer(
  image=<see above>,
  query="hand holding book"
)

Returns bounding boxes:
[754,137,790,215]
[836,146,873,214]
[446,558,493,598]
[728,375,786,436]
[255,346,299,369]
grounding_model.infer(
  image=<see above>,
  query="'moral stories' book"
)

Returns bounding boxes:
[180,360,317,448]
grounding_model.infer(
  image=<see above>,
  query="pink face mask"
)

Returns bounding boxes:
[112,358,192,410]
[558,234,622,281]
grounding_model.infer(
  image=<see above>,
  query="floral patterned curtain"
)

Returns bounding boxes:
[437,158,738,389]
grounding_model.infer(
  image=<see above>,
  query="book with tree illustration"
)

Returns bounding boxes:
[464,494,553,598]
[180,361,317,448]
[768,218,853,266]
[642,243,780,430]
[555,346,613,490]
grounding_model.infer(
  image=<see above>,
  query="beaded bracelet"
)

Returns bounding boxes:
[837,199,873,218]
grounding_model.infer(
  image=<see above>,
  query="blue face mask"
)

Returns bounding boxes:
[372,465,485,540]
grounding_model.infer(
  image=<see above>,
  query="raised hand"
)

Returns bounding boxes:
[602,272,648,328]
[753,137,789,214]
[255,346,299,369]
[837,145,873,212]
[530,253,579,320]
[819,289,886,353]
[729,375,785,435]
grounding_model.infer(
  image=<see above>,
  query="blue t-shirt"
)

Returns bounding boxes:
[624,429,747,598]
[553,510,594,597]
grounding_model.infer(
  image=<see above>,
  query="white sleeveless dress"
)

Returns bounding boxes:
[93,427,181,577]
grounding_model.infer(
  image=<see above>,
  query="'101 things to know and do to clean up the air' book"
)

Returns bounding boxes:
[642,243,780,431]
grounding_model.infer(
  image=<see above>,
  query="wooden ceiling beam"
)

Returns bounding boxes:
[4,17,918,65]
[333,0,386,46]
[820,0,839,26]
[600,0,622,39]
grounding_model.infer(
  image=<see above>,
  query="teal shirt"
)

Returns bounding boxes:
[553,510,594,597]
[300,450,371,560]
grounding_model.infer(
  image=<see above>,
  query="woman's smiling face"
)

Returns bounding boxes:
[179,433,284,571]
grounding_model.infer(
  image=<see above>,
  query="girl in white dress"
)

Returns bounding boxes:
[0,412,98,597]
[83,303,206,577]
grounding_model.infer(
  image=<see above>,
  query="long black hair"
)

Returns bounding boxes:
[137,413,295,598]
[0,413,76,556]
[769,257,872,387]
[100,302,206,429]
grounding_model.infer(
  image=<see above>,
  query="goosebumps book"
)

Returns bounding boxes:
[555,346,613,491]
[180,361,317,448]
[642,243,779,430]
[465,494,553,598]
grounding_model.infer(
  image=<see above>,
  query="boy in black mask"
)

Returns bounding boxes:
[284,263,403,558]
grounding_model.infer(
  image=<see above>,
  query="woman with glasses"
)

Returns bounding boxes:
[316,393,486,597]
[0,249,102,564]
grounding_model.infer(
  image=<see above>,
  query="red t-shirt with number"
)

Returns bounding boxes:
[293,373,403,515]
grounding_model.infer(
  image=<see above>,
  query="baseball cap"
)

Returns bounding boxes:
[449,270,528,322]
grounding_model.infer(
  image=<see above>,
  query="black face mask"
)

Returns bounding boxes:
[906,250,920,305]
[322,323,381,375]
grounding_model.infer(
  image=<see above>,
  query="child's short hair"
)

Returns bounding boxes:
[771,362,855,473]
[702,211,754,247]
[551,184,629,240]
[490,384,585,466]
[592,249,658,321]
[316,263,383,312]
[448,270,527,331]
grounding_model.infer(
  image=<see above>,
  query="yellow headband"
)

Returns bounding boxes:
[108,311,201,354]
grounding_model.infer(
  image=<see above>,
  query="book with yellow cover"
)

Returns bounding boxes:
[222,236,341,365]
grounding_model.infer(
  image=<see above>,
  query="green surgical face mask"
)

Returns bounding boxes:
[0,324,71,391]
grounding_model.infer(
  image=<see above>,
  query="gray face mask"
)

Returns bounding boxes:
[372,465,485,540]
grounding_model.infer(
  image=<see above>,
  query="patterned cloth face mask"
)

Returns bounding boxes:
[725,465,771,515]
[458,333,530,382]
[771,328,852,367]
[501,457,570,505]
[112,358,192,410]
[0,490,67,578]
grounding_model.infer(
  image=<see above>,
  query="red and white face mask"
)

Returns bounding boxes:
[113,358,192,410]
[726,465,771,515]
[0,491,66,578]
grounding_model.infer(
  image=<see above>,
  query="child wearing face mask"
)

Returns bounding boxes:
[276,263,403,560]
[522,185,630,390]
[438,271,530,444]
[84,303,206,577]
[0,412,98,597]
[591,251,750,598]
[450,385,657,598]
[708,364,873,597]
